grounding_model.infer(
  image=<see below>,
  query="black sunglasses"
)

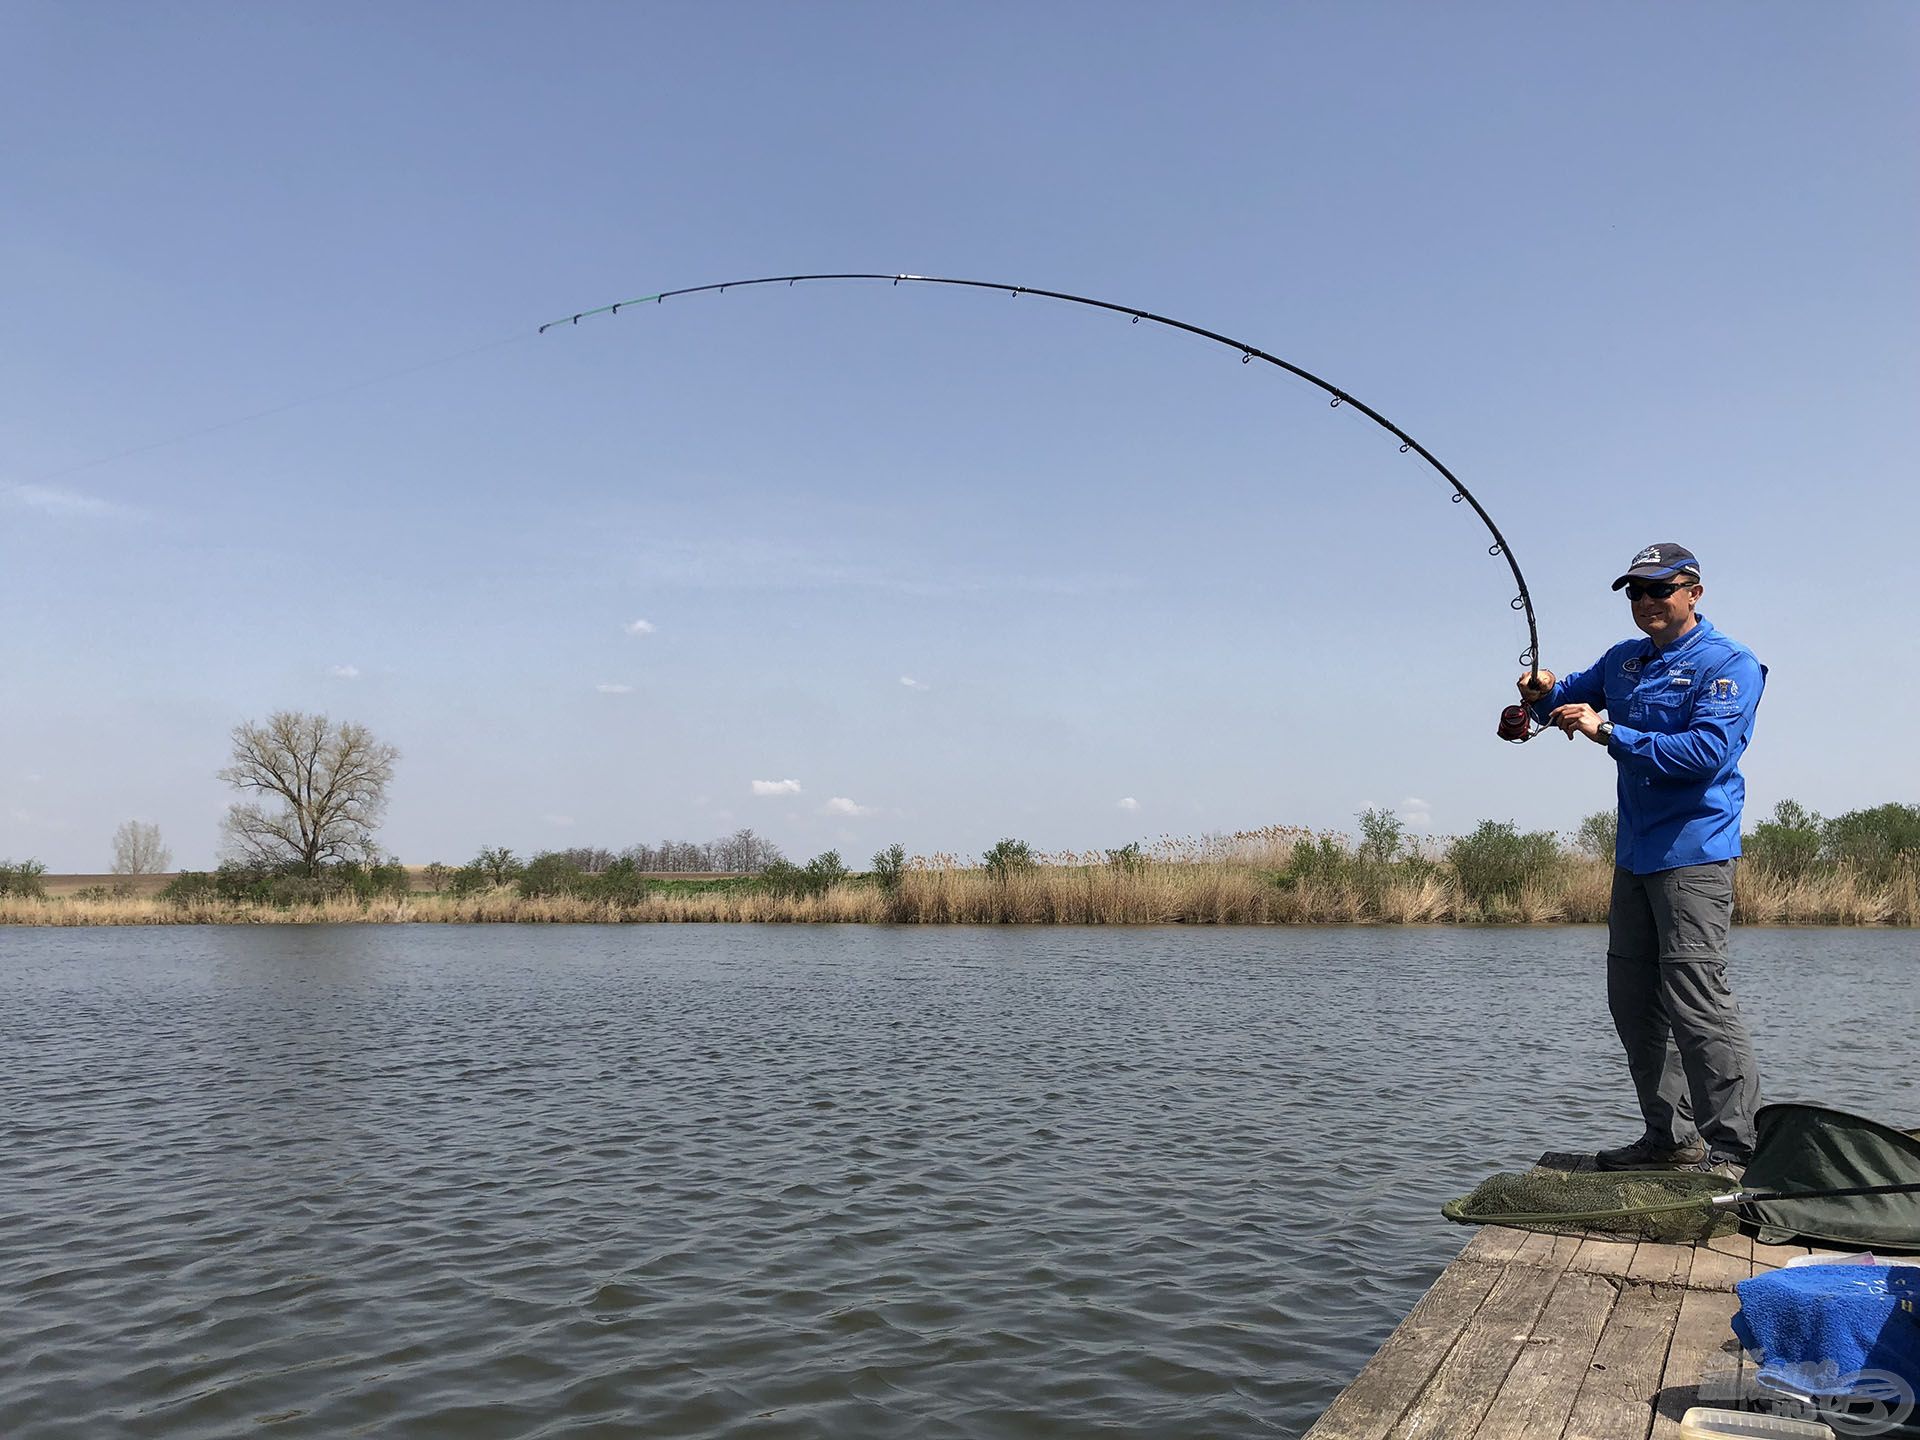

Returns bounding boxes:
[1625,579,1697,602]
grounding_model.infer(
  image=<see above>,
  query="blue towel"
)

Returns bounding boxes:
[1732,1265,1920,1400]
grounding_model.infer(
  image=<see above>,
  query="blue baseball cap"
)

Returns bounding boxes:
[1611,542,1701,591]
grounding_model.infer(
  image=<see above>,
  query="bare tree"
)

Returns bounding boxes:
[726,827,782,873]
[218,712,400,875]
[110,820,172,876]
[619,828,782,874]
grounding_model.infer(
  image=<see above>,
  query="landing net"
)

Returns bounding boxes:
[1441,1167,1743,1243]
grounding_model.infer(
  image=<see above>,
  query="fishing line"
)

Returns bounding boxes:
[539,273,1544,735]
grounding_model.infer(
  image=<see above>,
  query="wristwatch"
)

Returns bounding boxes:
[1597,721,1615,744]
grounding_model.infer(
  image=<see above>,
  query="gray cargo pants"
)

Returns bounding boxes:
[1607,861,1760,1162]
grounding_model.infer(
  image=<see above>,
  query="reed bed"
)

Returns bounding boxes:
[6,856,1914,926]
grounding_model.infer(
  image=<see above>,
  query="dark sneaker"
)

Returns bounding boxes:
[1594,1135,1708,1170]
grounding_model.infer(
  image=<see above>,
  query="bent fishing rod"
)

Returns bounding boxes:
[541,273,1546,741]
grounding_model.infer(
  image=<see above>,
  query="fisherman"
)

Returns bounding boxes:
[1517,543,1765,1181]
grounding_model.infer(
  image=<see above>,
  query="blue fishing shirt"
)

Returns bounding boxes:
[1530,617,1766,875]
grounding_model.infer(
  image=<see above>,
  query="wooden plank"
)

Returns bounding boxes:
[1649,1286,1743,1440]
[1475,1269,1620,1440]
[1569,1238,1640,1280]
[1749,1240,1808,1273]
[1514,1230,1582,1268]
[1303,1257,1504,1440]
[1387,1236,1580,1440]
[1687,1238,1751,1292]
[1561,1281,1686,1440]
[1460,1226,1529,1265]
[1626,1242,1694,1287]
[1702,1231,1753,1263]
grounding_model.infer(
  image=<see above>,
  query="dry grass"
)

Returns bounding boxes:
[1733,866,1907,927]
[34,873,173,899]
[7,852,1913,926]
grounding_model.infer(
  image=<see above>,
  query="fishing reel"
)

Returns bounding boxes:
[1499,668,1557,744]
[1497,705,1539,743]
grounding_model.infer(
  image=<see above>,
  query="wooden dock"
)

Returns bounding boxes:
[1304,1154,1852,1440]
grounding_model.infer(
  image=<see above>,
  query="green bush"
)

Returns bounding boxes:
[1744,799,1824,880]
[0,859,48,899]
[588,857,655,903]
[1279,834,1354,889]
[447,864,494,896]
[760,859,806,898]
[158,864,315,906]
[160,859,414,908]
[1821,802,1920,883]
[761,851,847,899]
[421,862,452,893]
[1573,810,1618,863]
[213,862,282,903]
[160,871,220,903]
[982,838,1035,879]
[371,859,414,897]
[1447,821,1563,904]
[1356,808,1404,866]
[516,852,588,898]
[871,843,907,893]
[473,847,524,886]
[1105,841,1145,873]
[262,875,335,907]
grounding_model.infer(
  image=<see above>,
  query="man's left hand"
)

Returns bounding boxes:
[1548,703,1607,743]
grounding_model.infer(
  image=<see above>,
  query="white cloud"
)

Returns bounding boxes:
[752,779,802,797]
[5,484,128,519]
[596,683,634,694]
[899,675,930,691]
[625,619,656,635]
[329,664,361,679]
[824,796,876,817]
[1117,796,1140,812]
[1398,796,1433,830]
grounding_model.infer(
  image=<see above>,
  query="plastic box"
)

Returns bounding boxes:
[1678,1407,1835,1438]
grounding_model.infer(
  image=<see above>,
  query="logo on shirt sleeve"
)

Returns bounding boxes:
[1710,677,1739,700]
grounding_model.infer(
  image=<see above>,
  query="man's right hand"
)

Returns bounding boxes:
[1516,669,1557,702]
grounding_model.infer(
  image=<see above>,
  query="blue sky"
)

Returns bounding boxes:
[4,2,1915,872]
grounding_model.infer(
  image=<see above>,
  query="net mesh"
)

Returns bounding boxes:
[1442,1166,1744,1243]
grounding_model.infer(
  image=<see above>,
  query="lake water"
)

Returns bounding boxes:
[2,925,1914,1438]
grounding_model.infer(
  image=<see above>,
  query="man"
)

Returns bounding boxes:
[1518,543,1765,1179]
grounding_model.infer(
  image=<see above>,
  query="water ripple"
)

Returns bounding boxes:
[1,924,1912,1438]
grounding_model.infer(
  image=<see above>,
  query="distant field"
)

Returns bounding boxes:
[38,869,745,897]
[39,873,173,898]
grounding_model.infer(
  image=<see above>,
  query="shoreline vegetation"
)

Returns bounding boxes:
[6,815,1917,927]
